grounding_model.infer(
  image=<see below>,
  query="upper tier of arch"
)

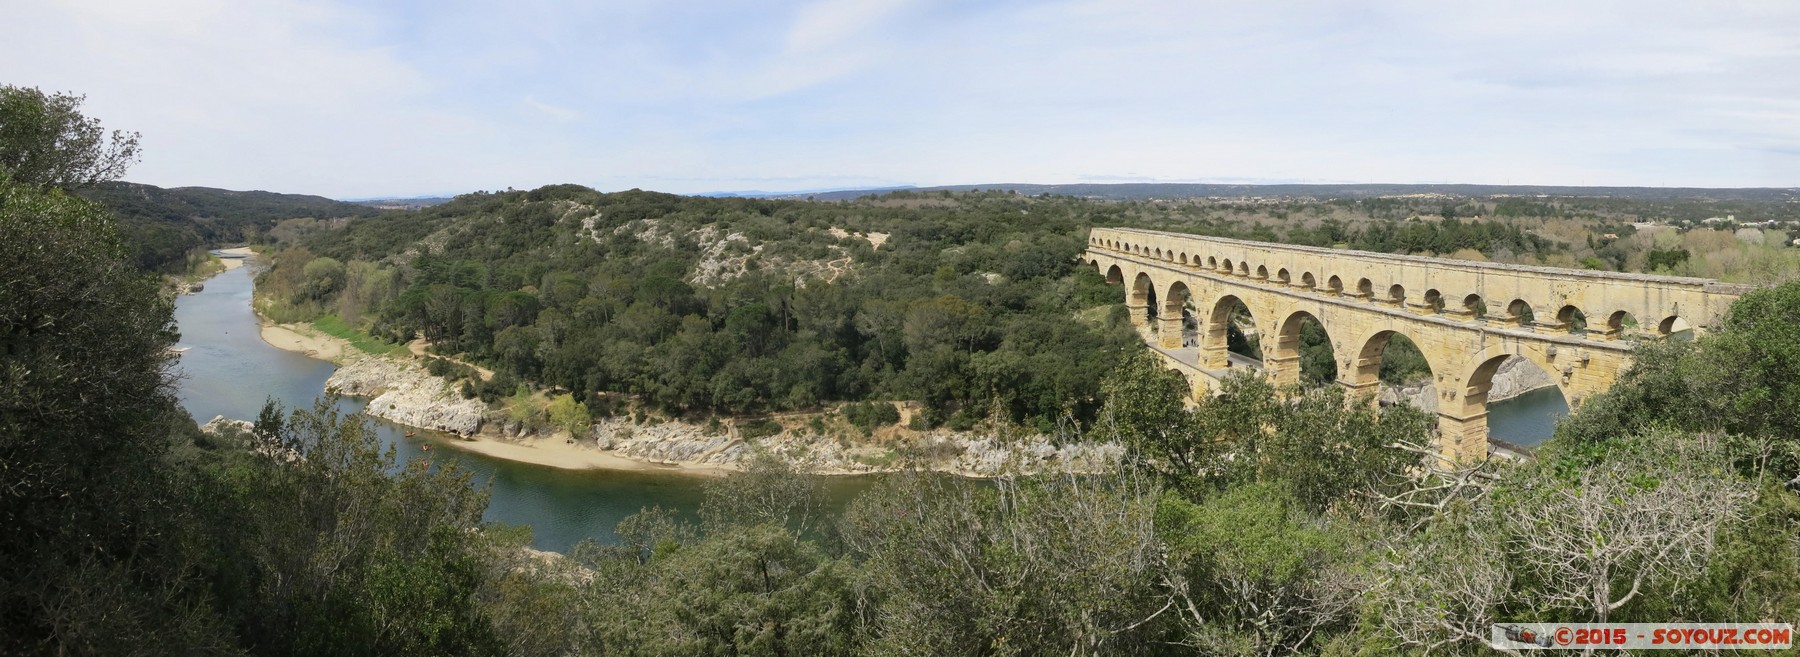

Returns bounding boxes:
[1090,227,1751,337]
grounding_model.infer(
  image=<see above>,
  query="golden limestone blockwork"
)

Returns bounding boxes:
[1086,227,1752,463]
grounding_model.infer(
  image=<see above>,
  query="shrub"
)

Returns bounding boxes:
[844,401,901,434]
[738,418,783,440]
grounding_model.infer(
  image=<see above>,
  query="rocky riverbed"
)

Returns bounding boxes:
[579,417,1123,477]
[325,356,488,435]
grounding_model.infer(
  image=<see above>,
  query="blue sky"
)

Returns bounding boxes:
[5,0,1798,198]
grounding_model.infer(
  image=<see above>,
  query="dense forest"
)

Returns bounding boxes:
[259,186,1146,430]
[78,181,381,273]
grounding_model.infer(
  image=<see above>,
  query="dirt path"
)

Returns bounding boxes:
[408,338,495,381]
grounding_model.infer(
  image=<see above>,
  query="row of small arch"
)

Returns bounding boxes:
[1103,260,1691,338]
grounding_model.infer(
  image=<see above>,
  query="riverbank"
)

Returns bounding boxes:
[171,247,255,295]
[449,431,730,476]
[216,246,253,269]
[175,264,740,551]
[259,322,347,362]
[259,324,1122,477]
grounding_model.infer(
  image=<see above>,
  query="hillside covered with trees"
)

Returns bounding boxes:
[258,186,1143,430]
[80,181,382,273]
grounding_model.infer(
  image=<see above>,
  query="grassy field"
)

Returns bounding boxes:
[310,315,409,356]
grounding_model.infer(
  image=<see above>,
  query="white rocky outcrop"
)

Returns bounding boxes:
[583,417,1123,476]
[1485,355,1558,401]
[326,356,487,435]
[199,415,254,435]
[1379,355,1560,412]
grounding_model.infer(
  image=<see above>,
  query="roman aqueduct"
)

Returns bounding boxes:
[1084,227,1753,461]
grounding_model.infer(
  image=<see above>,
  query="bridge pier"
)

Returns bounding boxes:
[1157,315,1184,348]
[1265,354,1301,388]
[1436,411,1490,463]
[1201,344,1231,370]
[1338,379,1381,405]
[1126,301,1149,327]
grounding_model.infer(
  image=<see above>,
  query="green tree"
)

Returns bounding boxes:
[299,255,346,302]
[0,86,140,189]
[698,450,826,536]
[189,399,501,656]
[1099,350,1204,482]
[841,471,1171,655]
[546,392,590,438]
[1156,482,1366,655]
[505,385,539,430]
[1557,280,1800,479]
[0,167,229,653]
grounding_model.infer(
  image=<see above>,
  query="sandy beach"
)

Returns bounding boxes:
[440,432,730,476]
[216,246,253,270]
[259,322,346,362]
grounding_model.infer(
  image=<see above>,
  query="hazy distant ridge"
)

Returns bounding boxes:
[783,182,1800,202]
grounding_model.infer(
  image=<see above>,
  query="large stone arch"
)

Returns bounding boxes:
[1556,304,1588,335]
[1417,289,1445,315]
[1128,271,1155,327]
[1442,348,1567,461]
[1202,294,1259,369]
[1345,328,1436,406]
[1604,309,1638,340]
[1269,310,1334,389]
[1158,281,1194,348]
[1658,314,1694,340]
[1104,264,1123,284]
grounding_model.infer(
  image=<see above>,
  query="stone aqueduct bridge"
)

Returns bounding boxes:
[1083,227,1753,461]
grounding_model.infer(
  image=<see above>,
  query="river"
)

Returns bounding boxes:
[172,265,876,552]
[1486,386,1570,449]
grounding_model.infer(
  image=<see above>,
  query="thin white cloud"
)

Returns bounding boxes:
[785,0,912,53]
[523,96,580,121]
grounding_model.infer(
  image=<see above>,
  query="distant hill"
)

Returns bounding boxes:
[348,196,456,209]
[701,186,913,199]
[78,182,384,273]
[790,183,1800,203]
